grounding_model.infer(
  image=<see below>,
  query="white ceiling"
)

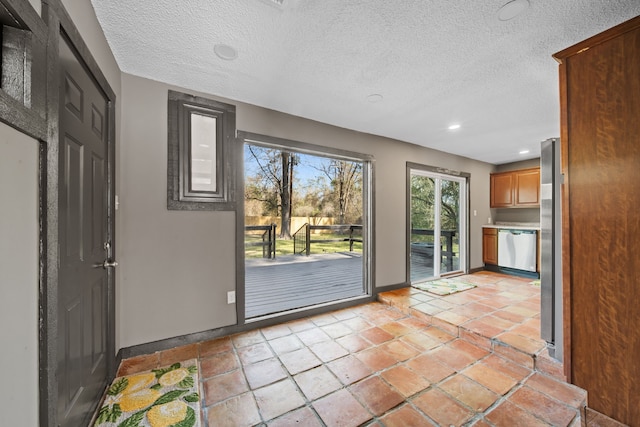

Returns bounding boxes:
[91,0,640,165]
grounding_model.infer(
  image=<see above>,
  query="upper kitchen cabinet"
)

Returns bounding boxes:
[490,171,513,207]
[514,168,540,206]
[490,167,540,208]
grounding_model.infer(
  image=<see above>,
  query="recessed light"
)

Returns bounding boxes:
[448,124,461,130]
[519,149,530,154]
[214,44,238,61]
[367,94,383,103]
[497,0,529,21]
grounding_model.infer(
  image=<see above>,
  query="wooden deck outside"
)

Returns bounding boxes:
[245,253,365,318]
[245,251,459,318]
[410,250,461,283]
[410,252,435,282]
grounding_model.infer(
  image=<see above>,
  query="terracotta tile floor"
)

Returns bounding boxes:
[116,271,587,426]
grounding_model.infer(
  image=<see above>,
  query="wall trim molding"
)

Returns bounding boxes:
[119,294,376,360]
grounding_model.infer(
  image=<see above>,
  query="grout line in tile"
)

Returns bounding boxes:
[117,272,583,427]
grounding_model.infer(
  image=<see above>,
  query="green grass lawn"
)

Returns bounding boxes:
[246,233,459,259]
[245,233,362,258]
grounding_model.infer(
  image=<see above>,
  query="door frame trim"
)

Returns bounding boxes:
[0,0,47,140]
[41,1,117,426]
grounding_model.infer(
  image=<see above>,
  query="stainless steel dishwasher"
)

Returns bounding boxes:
[497,229,537,272]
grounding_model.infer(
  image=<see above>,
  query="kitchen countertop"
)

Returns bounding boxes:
[483,222,540,230]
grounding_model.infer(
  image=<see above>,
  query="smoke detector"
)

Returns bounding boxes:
[214,44,238,61]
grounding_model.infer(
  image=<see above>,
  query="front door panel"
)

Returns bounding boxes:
[57,34,110,427]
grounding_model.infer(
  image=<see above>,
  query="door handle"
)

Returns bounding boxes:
[103,260,118,268]
[93,260,118,269]
[99,241,117,269]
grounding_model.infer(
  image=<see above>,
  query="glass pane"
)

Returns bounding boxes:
[190,113,217,192]
[440,179,460,274]
[244,144,366,318]
[410,175,436,282]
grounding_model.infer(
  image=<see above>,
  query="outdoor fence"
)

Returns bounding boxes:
[293,224,363,256]
[245,216,335,230]
[245,224,277,259]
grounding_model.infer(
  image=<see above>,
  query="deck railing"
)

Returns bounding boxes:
[245,224,277,258]
[293,224,363,256]
[410,228,457,270]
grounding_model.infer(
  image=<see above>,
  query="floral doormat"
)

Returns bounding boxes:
[412,277,476,296]
[94,359,201,427]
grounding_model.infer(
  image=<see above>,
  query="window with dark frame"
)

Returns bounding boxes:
[167,90,236,210]
[0,0,47,141]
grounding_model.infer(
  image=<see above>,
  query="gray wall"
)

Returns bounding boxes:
[27,0,39,14]
[117,73,495,348]
[495,157,540,172]
[0,125,39,427]
[117,76,237,347]
[4,0,498,365]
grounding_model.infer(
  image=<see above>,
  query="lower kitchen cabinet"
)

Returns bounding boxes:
[482,227,498,265]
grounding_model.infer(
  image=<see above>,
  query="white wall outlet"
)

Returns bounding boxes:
[227,291,236,304]
[473,210,477,216]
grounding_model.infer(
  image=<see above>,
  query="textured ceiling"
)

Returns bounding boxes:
[92,0,640,165]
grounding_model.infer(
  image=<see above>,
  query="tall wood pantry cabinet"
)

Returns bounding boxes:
[554,15,640,426]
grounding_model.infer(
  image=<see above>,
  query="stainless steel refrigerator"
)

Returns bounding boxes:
[540,138,563,360]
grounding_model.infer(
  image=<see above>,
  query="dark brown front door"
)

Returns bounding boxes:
[56,34,113,427]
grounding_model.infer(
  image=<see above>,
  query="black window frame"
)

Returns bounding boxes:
[167,90,236,210]
[0,0,47,141]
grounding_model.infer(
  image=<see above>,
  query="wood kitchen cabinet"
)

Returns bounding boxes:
[482,227,498,265]
[554,15,640,425]
[490,173,513,207]
[490,167,540,208]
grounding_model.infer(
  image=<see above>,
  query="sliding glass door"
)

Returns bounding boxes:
[240,132,373,320]
[409,167,467,282]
